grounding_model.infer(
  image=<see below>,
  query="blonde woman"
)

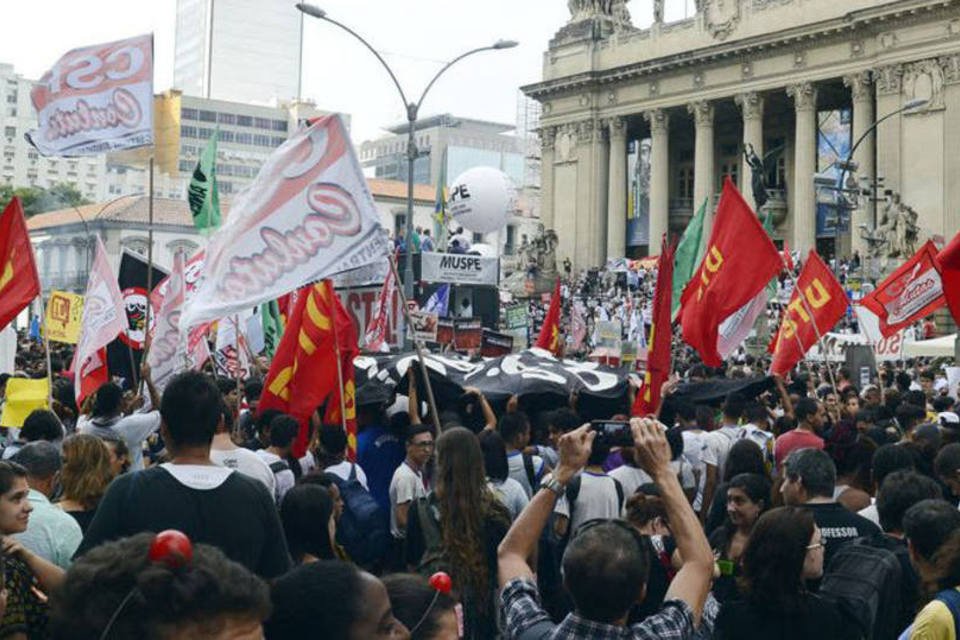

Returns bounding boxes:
[57,434,115,533]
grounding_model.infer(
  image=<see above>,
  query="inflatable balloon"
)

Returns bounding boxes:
[447,167,517,233]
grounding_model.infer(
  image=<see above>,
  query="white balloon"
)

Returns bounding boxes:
[447,167,516,233]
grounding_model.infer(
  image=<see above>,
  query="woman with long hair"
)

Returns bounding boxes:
[709,473,771,604]
[715,506,848,639]
[279,484,340,564]
[405,427,511,640]
[57,434,115,532]
[704,439,768,534]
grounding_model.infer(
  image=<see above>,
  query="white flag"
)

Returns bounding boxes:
[717,287,768,360]
[26,34,154,156]
[147,252,185,392]
[75,237,126,401]
[183,115,389,326]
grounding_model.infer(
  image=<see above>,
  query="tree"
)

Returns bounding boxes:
[0,182,91,216]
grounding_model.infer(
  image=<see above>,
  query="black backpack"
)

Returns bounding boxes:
[330,464,390,570]
[820,536,903,640]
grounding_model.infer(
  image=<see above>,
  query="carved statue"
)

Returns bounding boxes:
[861,191,921,260]
[653,0,665,23]
[743,143,769,211]
[567,0,631,26]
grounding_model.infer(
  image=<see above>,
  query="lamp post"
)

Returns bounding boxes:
[829,97,928,268]
[296,3,517,347]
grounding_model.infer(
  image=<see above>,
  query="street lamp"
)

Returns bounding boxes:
[824,97,928,270]
[296,3,517,346]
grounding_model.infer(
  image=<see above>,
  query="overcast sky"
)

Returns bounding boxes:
[0,0,693,144]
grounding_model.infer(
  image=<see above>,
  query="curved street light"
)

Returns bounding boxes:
[296,3,517,344]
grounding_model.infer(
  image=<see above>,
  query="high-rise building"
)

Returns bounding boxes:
[174,0,303,104]
[0,63,106,201]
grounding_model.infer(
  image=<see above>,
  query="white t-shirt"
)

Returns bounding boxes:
[488,477,529,521]
[507,451,546,499]
[682,429,707,511]
[738,423,776,472]
[210,446,276,495]
[701,425,742,478]
[255,450,295,504]
[609,465,652,505]
[389,462,428,539]
[555,471,622,535]
[858,499,880,526]
[325,461,370,490]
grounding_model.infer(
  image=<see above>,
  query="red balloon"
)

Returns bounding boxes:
[428,571,452,595]
[148,530,193,568]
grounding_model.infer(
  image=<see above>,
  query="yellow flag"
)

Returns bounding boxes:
[44,291,84,344]
[0,378,49,428]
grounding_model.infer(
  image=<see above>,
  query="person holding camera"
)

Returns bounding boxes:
[498,418,714,639]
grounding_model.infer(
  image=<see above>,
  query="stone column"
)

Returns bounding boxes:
[540,126,556,231]
[787,82,818,253]
[644,109,670,249]
[688,100,715,234]
[605,117,628,259]
[735,92,764,212]
[844,72,875,257]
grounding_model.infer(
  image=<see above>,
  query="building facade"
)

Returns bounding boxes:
[523,0,960,270]
[105,90,337,200]
[0,63,106,201]
[174,0,303,104]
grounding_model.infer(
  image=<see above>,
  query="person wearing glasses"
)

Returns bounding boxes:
[390,425,434,542]
[714,507,852,639]
[497,418,715,638]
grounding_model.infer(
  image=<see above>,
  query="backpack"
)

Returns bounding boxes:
[565,473,625,535]
[820,537,903,640]
[268,459,289,503]
[413,496,449,578]
[522,453,539,494]
[934,588,960,638]
[329,464,389,570]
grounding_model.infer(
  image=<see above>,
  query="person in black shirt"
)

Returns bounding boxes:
[75,371,291,579]
[781,448,880,566]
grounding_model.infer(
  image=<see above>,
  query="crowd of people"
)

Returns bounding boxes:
[0,325,957,639]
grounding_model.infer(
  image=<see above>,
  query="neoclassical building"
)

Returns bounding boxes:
[523,0,960,270]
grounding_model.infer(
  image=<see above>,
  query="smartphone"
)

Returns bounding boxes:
[590,420,633,448]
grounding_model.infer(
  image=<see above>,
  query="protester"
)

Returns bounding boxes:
[498,420,715,638]
[57,434,115,532]
[710,472,772,603]
[76,371,291,579]
[49,532,271,640]
[357,395,407,514]
[553,427,624,538]
[256,414,298,503]
[714,506,850,639]
[265,560,410,639]
[99,431,131,477]
[383,573,458,640]
[406,427,510,639]
[500,412,547,499]
[209,399,275,494]
[780,448,880,564]
[1,409,63,460]
[701,394,747,521]
[774,398,825,470]
[478,429,529,520]
[902,499,960,638]
[317,423,370,488]
[10,442,82,569]
[389,424,433,543]
[858,442,916,525]
[703,439,767,535]
[280,483,341,563]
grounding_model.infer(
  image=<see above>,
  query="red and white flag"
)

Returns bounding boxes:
[861,240,945,337]
[363,263,397,352]
[75,237,126,403]
[570,301,587,352]
[146,252,185,391]
[183,115,389,326]
[26,34,154,156]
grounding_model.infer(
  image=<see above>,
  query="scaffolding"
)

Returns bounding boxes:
[515,91,542,220]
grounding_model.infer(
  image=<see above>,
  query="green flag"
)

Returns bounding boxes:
[261,299,284,357]
[671,198,707,318]
[188,128,221,233]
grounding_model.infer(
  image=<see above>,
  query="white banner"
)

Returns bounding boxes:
[183,115,388,326]
[420,253,499,286]
[147,253,185,391]
[75,237,126,400]
[26,34,154,156]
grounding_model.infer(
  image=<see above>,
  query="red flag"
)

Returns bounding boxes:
[936,231,960,325]
[0,199,40,331]
[363,263,397,352]
[679,178,781,367]
[258,280,358,458]
[861,240,945,338]
[782,240,794,272]
[770,251,848,376]
[633,235,674,416]
[535,278,562,356]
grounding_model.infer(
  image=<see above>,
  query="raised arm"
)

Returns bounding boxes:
[407,371,421,425]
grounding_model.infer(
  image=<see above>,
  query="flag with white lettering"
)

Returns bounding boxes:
[26,34,154,156]
[75,237,126,403]
[861,240,945,337]
[182,115,388,326]
[146,252,185,391]
[770,251,848,376]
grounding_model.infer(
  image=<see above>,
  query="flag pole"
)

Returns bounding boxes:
[326,281,349,434]
[779,255,840,397]
[136,157,156,395]
[388,256,442,433]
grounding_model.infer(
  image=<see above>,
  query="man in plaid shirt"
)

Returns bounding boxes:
[497,419,714,639]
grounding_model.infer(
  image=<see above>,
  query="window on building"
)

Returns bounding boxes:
[27,151,37,160]
[253,134,272,147]
[217,112,236,125]
[271,136,286,147]
[3,126,14,138]
[7,107,15,117]
[178,160,193,172]
[181,125,197,138]
[272,119,287,132]
[220,130,235,143]
[254,117,271,129]
[472,232,484,244]
[6,94,15,104]
[677,166,694,201]
[718,162,738,192]
[181,107,198,120]
[198,128,213,140]
[394,213,406,238]
[235,132,252,145]
[220,181,233,194]
[504,225,516,255]
[237,115,252,127]
[199,110,217,122]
